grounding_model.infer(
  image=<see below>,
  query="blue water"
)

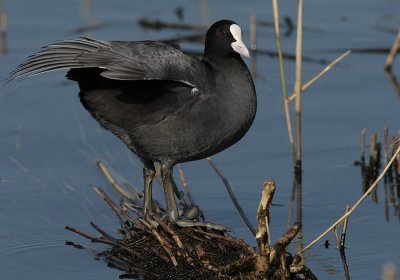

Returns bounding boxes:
[1,0,400,279]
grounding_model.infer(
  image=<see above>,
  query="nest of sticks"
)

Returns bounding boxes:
[65,161,317,279]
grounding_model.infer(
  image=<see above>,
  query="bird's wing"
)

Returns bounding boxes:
[8,37,205,90]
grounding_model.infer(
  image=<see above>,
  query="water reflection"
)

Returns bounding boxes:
[385,70,400,97]
[356,130,400,221]
[0,0,7,56]
[69,0,102,36]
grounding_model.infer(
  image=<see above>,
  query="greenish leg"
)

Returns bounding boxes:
[143,160,155,215]
[161,162,179,222]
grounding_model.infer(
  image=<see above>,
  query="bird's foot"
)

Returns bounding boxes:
[163,206,229,232]
[175,219,230,232]
[143,211,160,228]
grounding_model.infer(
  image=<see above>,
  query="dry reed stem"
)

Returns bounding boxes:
[333,224,340,248]
[176,164,195,207]
[382,263,398,280]
[256,180,276,245]
[206,157,256,236]
[340,205,350,248]
[150,214,185,250]
[384,30,400,71]
[97,160,134,202]
[299,144,400,254]
[249,15,257,77]
[287,51,351,102]
[138,217,178,266]
[272,0,296,164]
[255,180,276,273]
[294,0,304,169]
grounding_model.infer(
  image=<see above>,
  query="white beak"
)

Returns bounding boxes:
[230,24,250,58]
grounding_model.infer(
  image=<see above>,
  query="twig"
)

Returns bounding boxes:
[176,163,195,207]
[191,228,246,245]
[206,157,256,236]
[194,244,217,271]
[138,217,178,266]
[333,224,340,248]
[97,160,135,202]
[90,222,119,243]
[340,205,350,248]
[287,50,351,102]
[384,30,400,72]
[65,225,115,245]
[270,222,301,265]
[272,0,296,164]
[94,187,132,236]
[219,256,257,275]
[150,214,185,250]
[299,144,400,254]
[255,180,276,273]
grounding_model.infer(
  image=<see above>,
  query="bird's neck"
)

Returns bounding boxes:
[202,53,245,71]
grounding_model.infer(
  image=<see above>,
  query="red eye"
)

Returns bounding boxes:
[221,31,227,36]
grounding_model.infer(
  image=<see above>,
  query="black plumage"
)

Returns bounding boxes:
[9,20,257,224]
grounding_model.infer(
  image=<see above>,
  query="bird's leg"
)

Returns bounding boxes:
[161,162,179,223]
[143,160,155,215]
[159,163,228,231]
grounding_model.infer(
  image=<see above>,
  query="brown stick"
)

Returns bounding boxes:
[65,225,115,245]
[255,180,276,273]
[206,157,256,236]
[287,50,351,102]
[270,222,302,264]
[219,255,257,275]
[96,160,135,202]
[90,222,119,243]
[138,218,178,266]
[340,205,350,248]
[384,30,400,71]
[150,214,185,250]
[176,163,195,207]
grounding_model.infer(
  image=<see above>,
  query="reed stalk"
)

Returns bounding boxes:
[287,51,351,102]
[294,0,303,172]
[272,0,296,164]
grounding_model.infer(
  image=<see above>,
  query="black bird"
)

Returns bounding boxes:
[9,20,257,225]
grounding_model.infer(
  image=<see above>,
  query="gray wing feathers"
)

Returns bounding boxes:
[8,37,201,89]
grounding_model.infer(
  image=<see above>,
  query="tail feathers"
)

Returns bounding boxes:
[6,37,108,83]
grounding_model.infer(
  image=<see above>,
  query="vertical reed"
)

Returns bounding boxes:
[271,0,296,164]
[249,15,257,77]
[294,0,303,172]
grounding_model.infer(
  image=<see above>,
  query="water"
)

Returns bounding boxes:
[1,0,400,279]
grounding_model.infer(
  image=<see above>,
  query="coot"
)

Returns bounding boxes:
[9,20,257,224]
